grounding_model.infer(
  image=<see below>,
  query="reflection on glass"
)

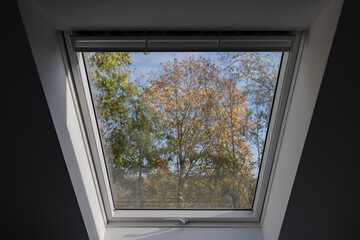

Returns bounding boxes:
[83,52,282,209]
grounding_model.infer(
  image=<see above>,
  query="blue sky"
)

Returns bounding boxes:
[128,52,221,87]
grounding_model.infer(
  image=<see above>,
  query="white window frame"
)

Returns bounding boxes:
[62,32,301,227]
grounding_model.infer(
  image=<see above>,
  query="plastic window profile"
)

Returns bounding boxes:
[63,31,301,227]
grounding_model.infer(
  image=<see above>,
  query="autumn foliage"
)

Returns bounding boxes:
[84,51,281,209]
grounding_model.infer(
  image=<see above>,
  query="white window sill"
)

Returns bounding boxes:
[104,227,263,240]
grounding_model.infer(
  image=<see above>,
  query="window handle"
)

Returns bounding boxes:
[164,217,189,225]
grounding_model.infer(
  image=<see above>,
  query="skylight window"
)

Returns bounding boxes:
[65,31,301,224]
[83,51,282,210]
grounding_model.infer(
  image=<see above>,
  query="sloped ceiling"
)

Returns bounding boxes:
[28,0,331,30]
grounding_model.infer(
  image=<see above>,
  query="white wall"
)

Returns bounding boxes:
[261,0,343,239]
[17,1,106,240]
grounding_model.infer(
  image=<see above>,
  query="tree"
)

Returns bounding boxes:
[218,52,282,165]
[146,54,256,208]
[84,52,273,209]
[144,55,217,207]
[210,68,256,208]
[84,52,166,208]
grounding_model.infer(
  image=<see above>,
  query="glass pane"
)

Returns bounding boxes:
[83,52,282,209]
